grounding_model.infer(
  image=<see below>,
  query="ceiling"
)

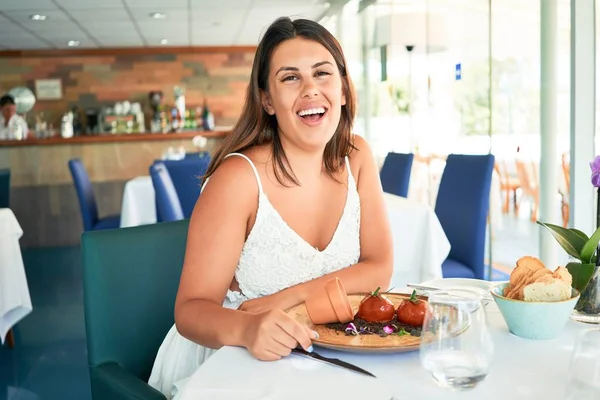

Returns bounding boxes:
[0,0,345,50]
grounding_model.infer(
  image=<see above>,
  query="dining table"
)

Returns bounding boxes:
[177,296,589,400]
[0,208,32,346]
[119,176,449,288]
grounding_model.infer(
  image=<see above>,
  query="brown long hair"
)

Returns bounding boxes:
[204,17,357,186]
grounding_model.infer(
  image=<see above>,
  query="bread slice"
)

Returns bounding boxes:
[522,279,572,302]
[552,266,572,286]
[504,257,550,300]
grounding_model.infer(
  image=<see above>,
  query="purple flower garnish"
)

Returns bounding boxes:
[345,322,358,336]
[383,325,394,334]
[590,156,600,187]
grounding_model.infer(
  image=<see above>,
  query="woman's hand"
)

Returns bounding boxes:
[242,309,318,361]
[238,289,300,313]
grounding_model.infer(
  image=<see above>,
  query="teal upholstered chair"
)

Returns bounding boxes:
[81,220,189,400]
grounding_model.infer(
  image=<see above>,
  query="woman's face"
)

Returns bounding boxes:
[262,37,346,152]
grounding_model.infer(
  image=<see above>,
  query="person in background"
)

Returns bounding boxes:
[148,16,393,399]
[0,94,29,140]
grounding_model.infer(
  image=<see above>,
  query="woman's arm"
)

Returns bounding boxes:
[240,135,393,312]
[174,156,315,357]
[174,156,257,348]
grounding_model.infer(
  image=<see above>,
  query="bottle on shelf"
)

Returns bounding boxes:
[201,100,215,131]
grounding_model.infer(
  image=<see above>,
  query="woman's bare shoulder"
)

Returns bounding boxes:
[198,152,261,209]
[348,134,376,179]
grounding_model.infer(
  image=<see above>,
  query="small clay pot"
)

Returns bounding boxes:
[306,277,354,324]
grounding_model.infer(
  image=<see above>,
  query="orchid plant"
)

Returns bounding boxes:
[536,155,600,292]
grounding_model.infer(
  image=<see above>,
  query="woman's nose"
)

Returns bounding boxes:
[301,79,319,98]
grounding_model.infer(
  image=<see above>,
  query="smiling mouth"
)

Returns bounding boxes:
[297,107,327,123]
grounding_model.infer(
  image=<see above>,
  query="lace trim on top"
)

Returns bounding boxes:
[204,153,361,301]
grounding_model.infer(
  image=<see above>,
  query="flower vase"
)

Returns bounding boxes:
[571,265,600,323]
[571,186,600,324]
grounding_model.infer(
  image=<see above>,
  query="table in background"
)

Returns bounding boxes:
[120,176,156,228]
[0,208,32,346]
[383,193,448,288]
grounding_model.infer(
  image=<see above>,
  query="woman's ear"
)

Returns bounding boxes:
[261,91,275,115]
[341,91,346,106]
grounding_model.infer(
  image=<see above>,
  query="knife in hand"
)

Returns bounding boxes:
[291,347,376,378]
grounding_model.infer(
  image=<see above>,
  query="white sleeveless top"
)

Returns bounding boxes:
[217,152,362,300]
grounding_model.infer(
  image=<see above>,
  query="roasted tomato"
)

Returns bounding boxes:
[396,290,427,327]
[356,287,395,323]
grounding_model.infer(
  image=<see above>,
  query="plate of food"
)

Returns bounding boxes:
[286,288,427,354]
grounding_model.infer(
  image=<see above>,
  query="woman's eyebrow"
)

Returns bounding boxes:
[275,61,333,75]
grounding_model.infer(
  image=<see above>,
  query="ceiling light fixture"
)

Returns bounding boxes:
[67,40,80,47]
[30,14,47,21]
[150,12,166,19]
[160,39,168,45]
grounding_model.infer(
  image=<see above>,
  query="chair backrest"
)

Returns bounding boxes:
[150,162,185,222]
[0,168,10,208]
[68,159,99,231]
[379,152,415,198]
[434,154,495,279]
[156,157,210,218]
[184,151,210,159]
[82,219,189,381]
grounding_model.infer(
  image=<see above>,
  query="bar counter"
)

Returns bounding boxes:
[0,130,228,248]
[0,130,229,147]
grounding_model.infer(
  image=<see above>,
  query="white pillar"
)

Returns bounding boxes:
[570,0,596,235]
[360,7,372,143]
[335,8,344,42]
[539,0,559,267]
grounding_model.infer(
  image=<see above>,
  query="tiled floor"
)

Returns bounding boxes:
[0,214,543,400]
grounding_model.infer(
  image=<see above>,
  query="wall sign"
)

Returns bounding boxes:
[35,79,63,100]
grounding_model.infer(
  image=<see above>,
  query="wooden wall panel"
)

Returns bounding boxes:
[0,48,254,129]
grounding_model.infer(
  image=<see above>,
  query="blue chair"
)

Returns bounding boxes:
[0,168,10,208]
[435,154,495,279]
[68,159,120,231]
[155,157,210,218]
[150,162,184,222]
[379,152,414,197]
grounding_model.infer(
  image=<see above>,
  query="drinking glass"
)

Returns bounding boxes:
[420,289,494,390]
[565,328,600,399]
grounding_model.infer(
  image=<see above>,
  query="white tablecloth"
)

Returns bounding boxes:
[179,308,588,400]
[120,176,156,228]
[0,208,32,345]
[118,178,448,287]
[384,193,448,288]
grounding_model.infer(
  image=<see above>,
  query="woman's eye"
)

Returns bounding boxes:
[282,75,298,82]
[315,71,332,77]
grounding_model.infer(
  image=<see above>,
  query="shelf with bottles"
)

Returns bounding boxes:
[153,103,215,134]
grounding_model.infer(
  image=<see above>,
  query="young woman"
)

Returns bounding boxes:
[149,17,393,399]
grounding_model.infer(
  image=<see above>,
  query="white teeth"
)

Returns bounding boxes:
[298,107,326,116]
